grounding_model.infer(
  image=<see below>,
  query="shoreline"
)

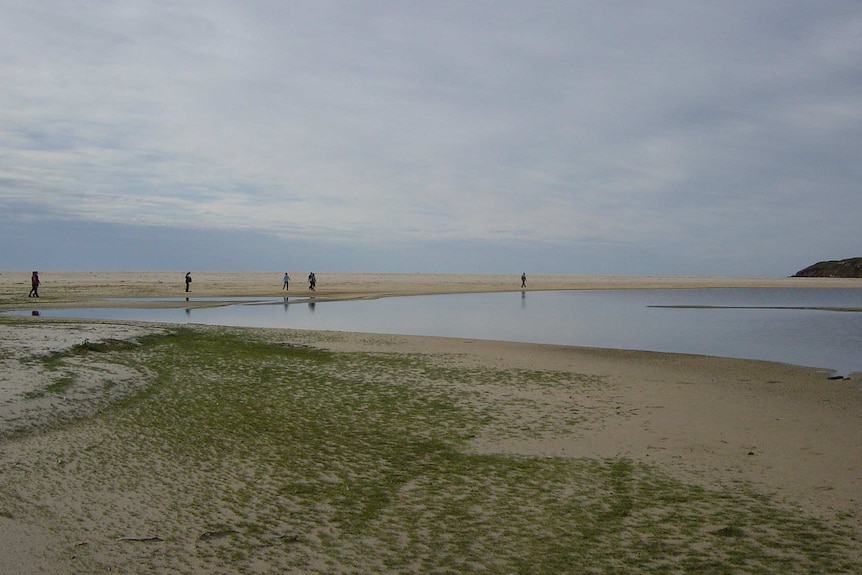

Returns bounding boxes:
[2,270,860,310]
[3,271,860,377]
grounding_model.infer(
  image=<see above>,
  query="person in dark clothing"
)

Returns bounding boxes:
[29,271,40,297]
[521,272,526,288]
[185,272,192,292]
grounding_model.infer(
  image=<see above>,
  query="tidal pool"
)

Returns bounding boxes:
[9,288,862,375]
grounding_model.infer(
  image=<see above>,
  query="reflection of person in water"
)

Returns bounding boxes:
[521,272,526,288]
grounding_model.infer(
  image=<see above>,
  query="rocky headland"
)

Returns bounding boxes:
[794,257,862,278]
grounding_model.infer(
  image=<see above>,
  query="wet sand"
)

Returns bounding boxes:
[1,271,860,572]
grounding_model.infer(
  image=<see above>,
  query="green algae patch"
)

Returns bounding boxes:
[1,325,859,574]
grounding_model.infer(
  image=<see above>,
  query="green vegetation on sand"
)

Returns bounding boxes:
[1,326,859,574]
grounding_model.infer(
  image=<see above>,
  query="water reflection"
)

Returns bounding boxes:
[7,288,862,374]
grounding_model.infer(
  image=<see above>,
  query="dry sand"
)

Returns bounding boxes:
[2,269,861,307]
[1,271,860,572]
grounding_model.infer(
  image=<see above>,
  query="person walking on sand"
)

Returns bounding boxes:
[308,272,316,291]
[185,272,192,293]
[282,272,291,290]
[29,271,40,297]
[521,272,526,288]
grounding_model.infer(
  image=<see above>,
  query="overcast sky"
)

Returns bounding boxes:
[2,1,860,275]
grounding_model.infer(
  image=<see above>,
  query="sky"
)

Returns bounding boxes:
[2,1,861,276]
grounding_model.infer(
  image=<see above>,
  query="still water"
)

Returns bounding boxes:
[10,288,862,375]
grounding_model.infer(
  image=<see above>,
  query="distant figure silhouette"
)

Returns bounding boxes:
[283,272,290,290]
[308,272,316,291]
[185,272,192,293]
[521,273,526,288]
[29,271,40,297]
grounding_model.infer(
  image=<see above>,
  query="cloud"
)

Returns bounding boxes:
[1,1,861,274]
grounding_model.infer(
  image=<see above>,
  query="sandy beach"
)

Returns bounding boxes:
[1,271,860,573]
[3,270,861,307]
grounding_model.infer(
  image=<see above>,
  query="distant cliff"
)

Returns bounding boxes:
[793,257,862,278]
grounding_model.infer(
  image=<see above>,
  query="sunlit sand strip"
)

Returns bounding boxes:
[2,271,859,309]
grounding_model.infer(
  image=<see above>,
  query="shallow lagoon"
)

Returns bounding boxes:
[11,288,862,375]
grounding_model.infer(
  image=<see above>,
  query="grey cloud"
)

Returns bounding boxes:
[1,1,860,273]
